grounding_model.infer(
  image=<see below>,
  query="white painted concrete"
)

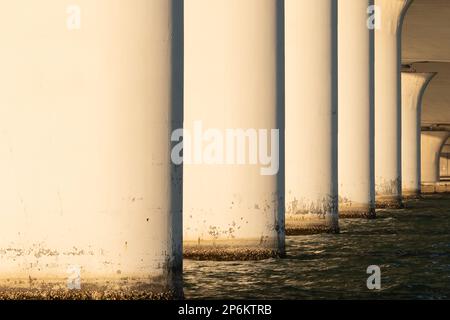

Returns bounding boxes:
[285,0,339,233]
[421,132,450,183]
[401,72,436,197]
[338,0,375,218]
[0,0,182,297]
[441,143,450,178]
[183,0,284,258]
[375,0,413,207]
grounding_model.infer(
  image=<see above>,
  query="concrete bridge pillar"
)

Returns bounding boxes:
[183,0,284,260]
[374,0,413,208]
[285,0,339,234]
[0,0,183,298]
[338,0,375,219]
[401,72,436,198]
[421,132,450,193]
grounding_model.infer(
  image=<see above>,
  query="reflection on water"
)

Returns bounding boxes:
[183,194,450,299]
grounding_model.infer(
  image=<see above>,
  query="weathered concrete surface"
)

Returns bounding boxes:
[285,0,339,234]
[285,212,339,236]
[338,0,376,219]
[0,0,183,298]
[374,0,413,209]
[183,0,285,260]
[401,72,436,198]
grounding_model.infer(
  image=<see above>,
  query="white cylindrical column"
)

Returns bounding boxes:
[285,0,338,234]
[183,0,284,260]
[0,1,182,299]
[338,0,375,219]
[374,0,413,208]
[421,132,450,184]
[401,72,436,198]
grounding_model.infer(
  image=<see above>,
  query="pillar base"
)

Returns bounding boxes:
[402,190,421,200]
[421,183,437,194]
[422,182,450,194]
[285,214,339,235]
[375,195,403,209]
[436,182,450,193]
[0,278,183,300]
[339,202,376,219]
[184,239,284,261]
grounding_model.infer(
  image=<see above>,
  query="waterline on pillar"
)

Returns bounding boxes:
[0,275,183,300]
[184,238,284,261]
[285,197,339,235]
[183,0,284,263]
[285,214,339,235]
[338,200,376,219]
[375,179,404,209]
[402,189,421,200]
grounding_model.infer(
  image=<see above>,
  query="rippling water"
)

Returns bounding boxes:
[183,194,450,299]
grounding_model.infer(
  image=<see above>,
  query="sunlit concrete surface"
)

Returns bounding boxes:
[0,0,182,299]
[374,0,412,208]
[1,0,450,301]
[183,0,285,260]
[338,0,375,219]
[285,0,338,234]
